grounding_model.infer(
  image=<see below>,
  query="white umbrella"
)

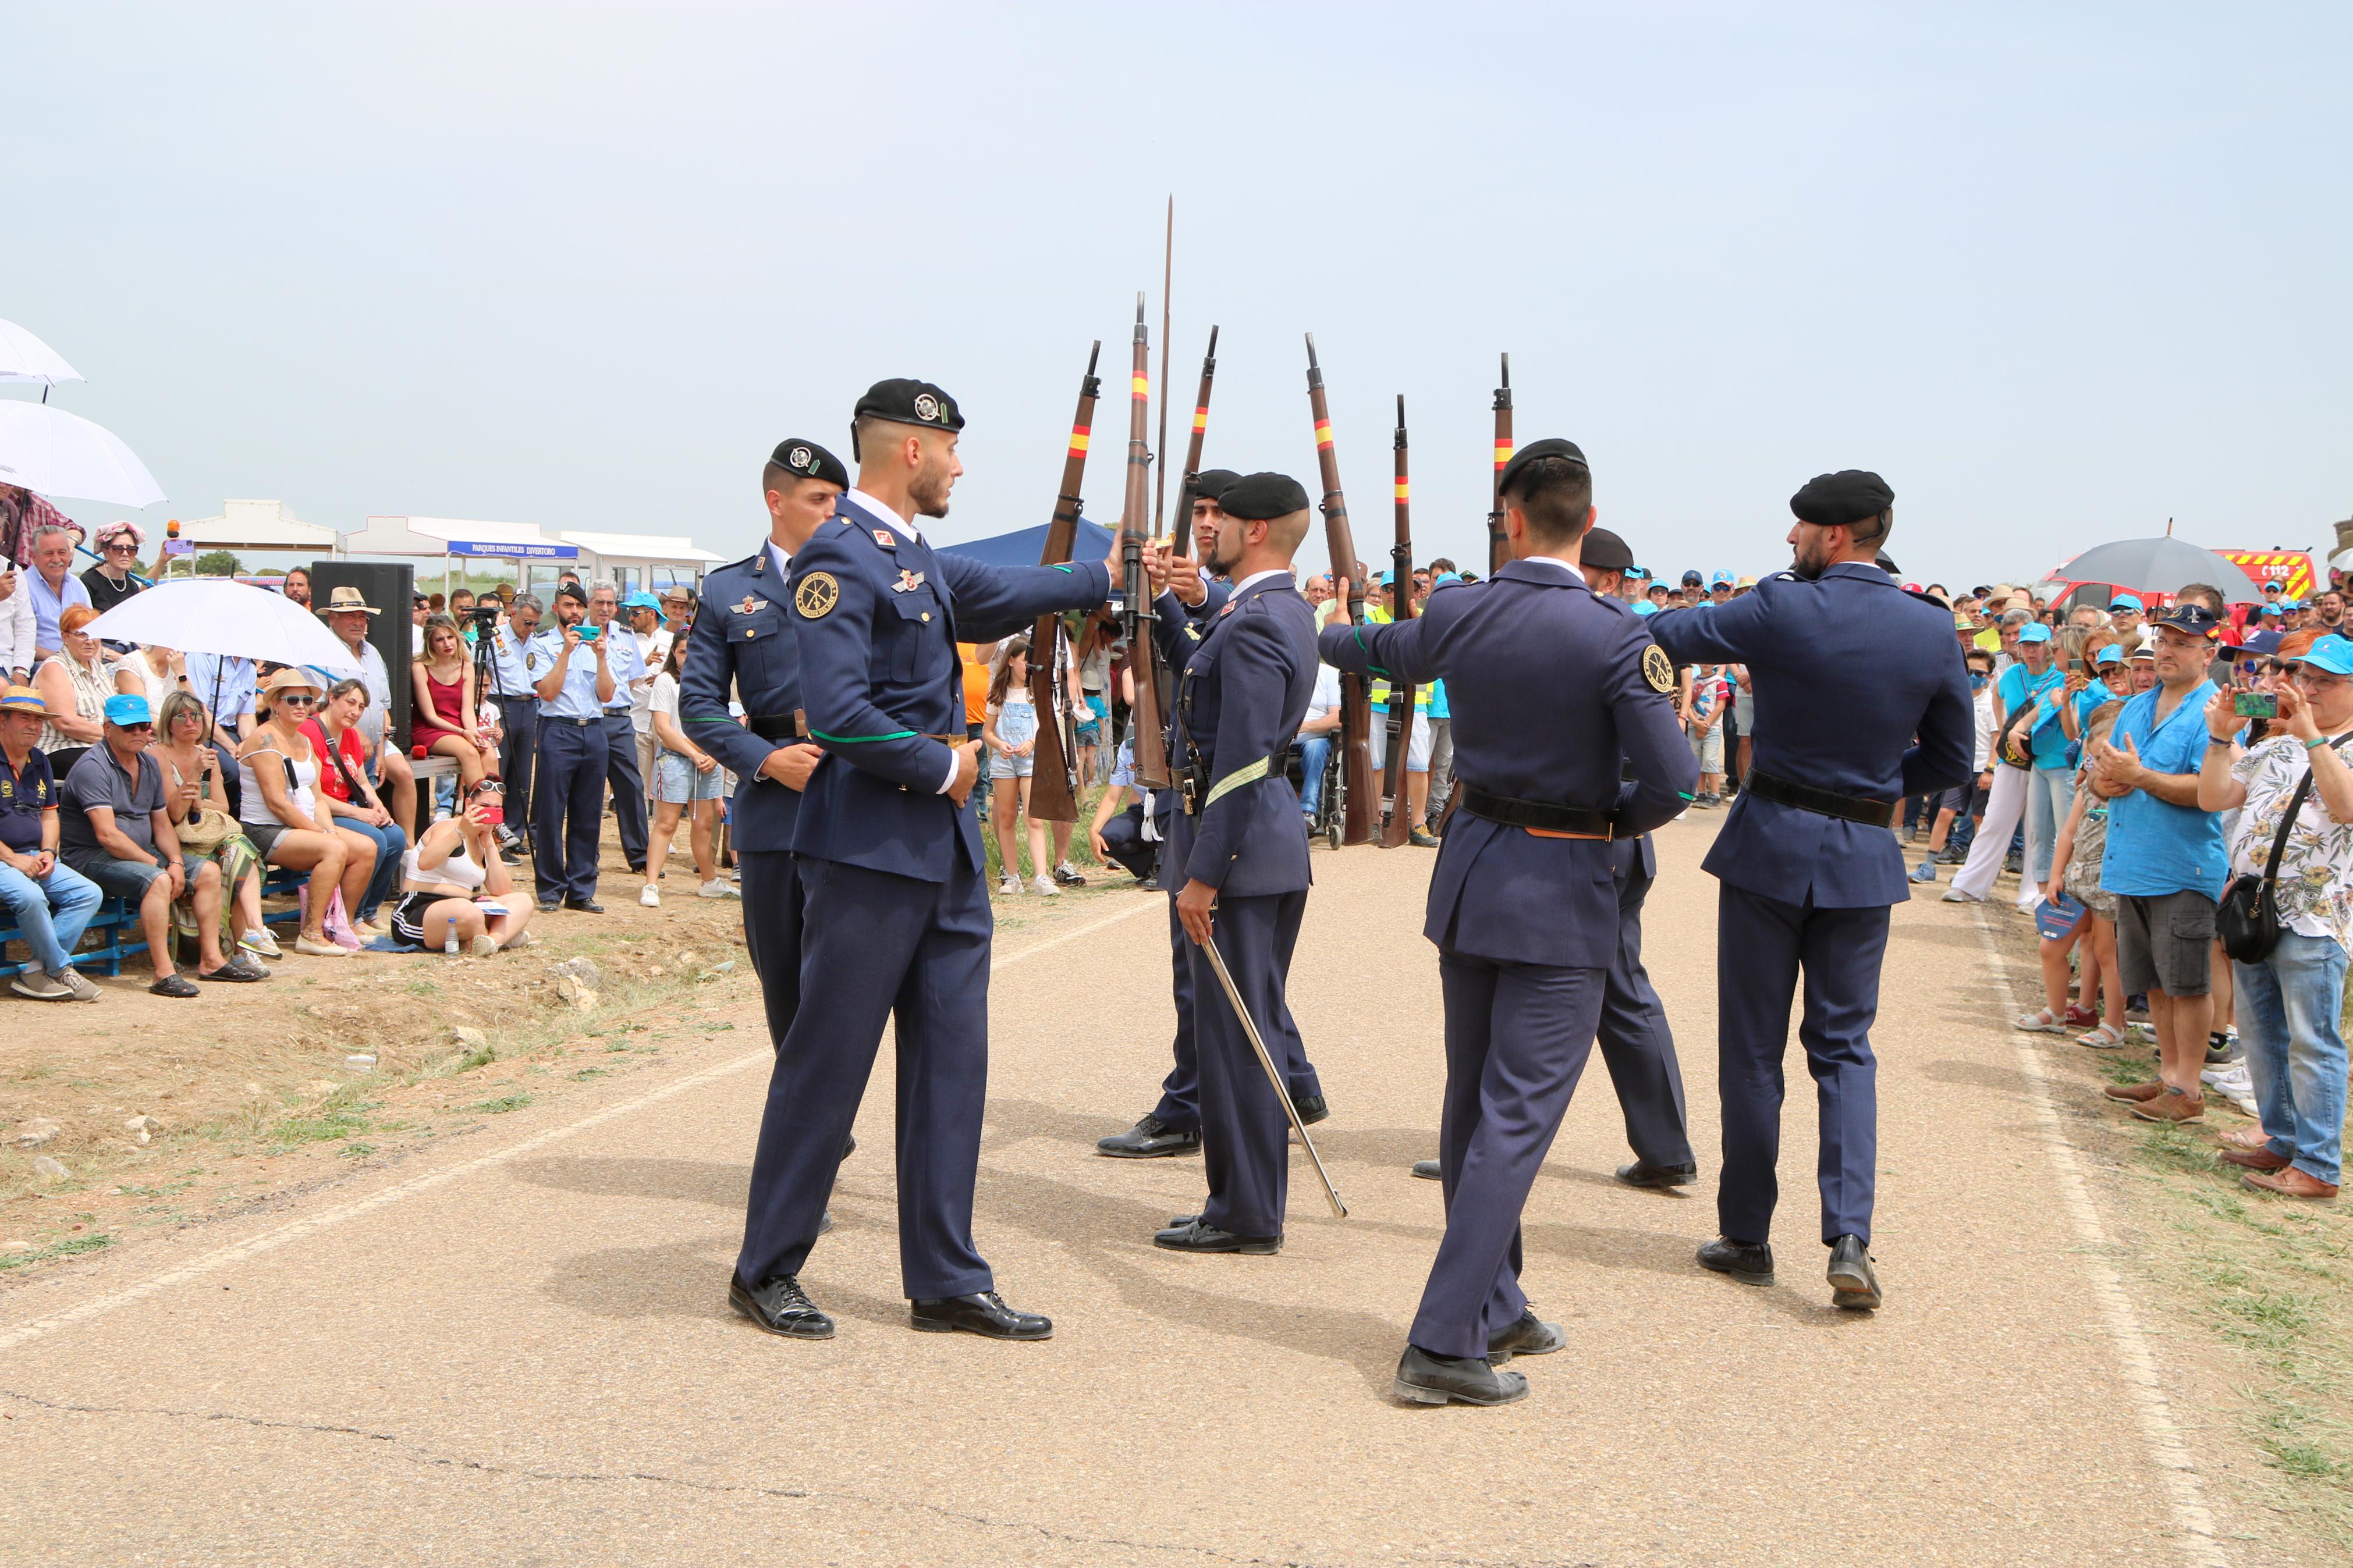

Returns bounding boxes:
[0,319,83,387]
[85,579,361,675]
[0,401,163,507]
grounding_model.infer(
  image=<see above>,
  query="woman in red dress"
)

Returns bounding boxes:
[411,613,499,795]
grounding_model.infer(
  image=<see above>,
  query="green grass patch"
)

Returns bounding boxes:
[0,1233,112,1271]
[466,1095,532,1115]
[572,1068,609,1080]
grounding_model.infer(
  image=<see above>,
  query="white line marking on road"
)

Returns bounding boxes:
[0,895,1162,1355]
[1968,906,2228,1566]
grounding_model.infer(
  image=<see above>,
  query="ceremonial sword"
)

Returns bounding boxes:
[1198,931,1348,1219]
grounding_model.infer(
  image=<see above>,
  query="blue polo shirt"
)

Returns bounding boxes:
[1999,664,2070,770]
[535,628,609,720]
[0,747,57,856]
[2100,679,2227,899]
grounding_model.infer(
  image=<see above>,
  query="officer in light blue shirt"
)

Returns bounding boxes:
[482,595,545,852]
[187,653,257,739]
[586,581,650,874]
[530,582,614,909]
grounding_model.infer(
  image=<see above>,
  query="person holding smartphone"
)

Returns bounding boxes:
[389,779,531,954]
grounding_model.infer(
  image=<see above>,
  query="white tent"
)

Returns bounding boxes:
[178,499,336,553]
[552,529,725,595]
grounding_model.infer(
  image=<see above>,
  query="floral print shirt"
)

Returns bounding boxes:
[2229,735,2353,952]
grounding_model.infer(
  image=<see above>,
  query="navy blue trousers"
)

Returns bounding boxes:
[600,711,648,869]
[1415,951,1604,1360]
[737,850,805,1049]
[1715,884,1887,1247]
[531,717,608,905]
[1186,889,1308,1239]
[494,694,538,842]
[1097,802,1156,882]
[1596,861,1694,1169]
[1154,832,1321,1135]
[736,854,996,1300]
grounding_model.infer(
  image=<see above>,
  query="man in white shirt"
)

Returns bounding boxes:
[1297,660,1342,825]
[1914,645,1999,881]
[626,592,671,795]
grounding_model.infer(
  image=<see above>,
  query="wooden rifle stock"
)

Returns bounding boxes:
[1304,334,1378,847]
[1122,296,1172,788]
[1379,394,1417,848]
[1488,353,1513,577]
[1024,340,1102,824]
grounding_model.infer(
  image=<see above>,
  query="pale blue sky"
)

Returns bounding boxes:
[8,3,2347,587]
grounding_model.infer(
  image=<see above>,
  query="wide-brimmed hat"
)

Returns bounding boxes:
[322,586,380,615]
[0,685,49,716]
[262,667,324,698]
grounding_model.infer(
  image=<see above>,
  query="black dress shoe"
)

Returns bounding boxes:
[1827,1234,1882,1310]
[1154,1218,1280,1255]
[565,898,605,913]
[1291,1093,1329,1126]
[1392,1345,1528,1406]
[1096,1113,1202,1159]
[1486,1307,1566,1364]
[842,1132,857,1160]
[1614,1158,1698,1189]
[1410,1158,1442,1181]
[909,1290,1052,1340]
[729,1272,834,1339]
[537,899,562,913]
[1697,1236,1776,1286]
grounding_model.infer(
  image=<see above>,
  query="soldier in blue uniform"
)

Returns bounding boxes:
[1096,470,1326,1161]
[1147,472,1322,1257]
[727,379,1116,1344]
[1323,440,1697,1406]
[586,581,651,876]
[1648,470,1973,1311]
[529,581,615,912]
[483,593,544,860]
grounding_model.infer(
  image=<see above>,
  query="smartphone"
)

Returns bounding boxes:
[477,803,505,826]
[2235,692,2279,719]
[576,624,601,643]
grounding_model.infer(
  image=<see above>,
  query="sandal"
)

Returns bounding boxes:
[2076,1025,2125,1049]
[2013,1008,2066,1033]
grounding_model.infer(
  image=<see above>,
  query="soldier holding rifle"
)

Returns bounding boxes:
[1321,440,1695,1406]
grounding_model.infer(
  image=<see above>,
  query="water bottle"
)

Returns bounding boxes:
[445,917,460,957]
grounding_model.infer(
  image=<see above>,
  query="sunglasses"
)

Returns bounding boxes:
[275,693,318,706]
[115,720,155,733]
[104,542,137,553]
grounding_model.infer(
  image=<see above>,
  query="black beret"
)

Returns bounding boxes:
[854,379,964,435]
[552,581,588,606]
[769,438,849,490]
[1191,468,1241,504]
[1217,471,1311,521]
[1581,527,1634,573]
[1790,469,1894,529]
[1496,438,1589,498]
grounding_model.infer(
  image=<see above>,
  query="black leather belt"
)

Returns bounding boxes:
[1461,784,1616,838]
[748,713,807,742]
[1744,768,1894,828]
[547,715,599,728]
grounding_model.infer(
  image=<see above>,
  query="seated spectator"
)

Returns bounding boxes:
[391,780,532,954]
[0,686,103,1001]
[26,523,91,664]
[125,642,189,716]
[236,669,379,958]
[303,677,407,936]
[148,690,274,961]
[1297,659,1341,825]
[411,613,500,795]
[2197,634,2353,1200]
[640,635,734,906]
[80,520,145,621]
[34,604,138,777]
[60,694,260,995]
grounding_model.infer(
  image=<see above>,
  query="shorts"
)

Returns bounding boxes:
[390,888,503,948]
[990,748,1034,780]
[1368,710,1432,773]
[655,750,724,803]
[1931,783,1978,817]
[65,849,211,902]
[1734,689,1755,731]
[1076,692,1107,742]
[243,819,302,861]
[1688,724,1724,773]
[2115,889,2216,997]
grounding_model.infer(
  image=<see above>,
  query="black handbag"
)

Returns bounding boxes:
[2217,735,2344,962]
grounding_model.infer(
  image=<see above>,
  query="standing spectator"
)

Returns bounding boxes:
[321,585,417,840]
[640,636,734,906]
[2017,703,2128,1041]
[1075,612,1115,786]
[0,686,104,1001]
[1423,568,1461,818]
[280,565,313,609]
[236,669,378,958]
[983,637,1056,896]
[80,521,144,624]
[2089,603,2228,1123]
[26,524,93,664]
[659,585,694,643]
[1944,627,2049,906]
[481,593,542,857]
[149,690,273,959]
[585,581,650,877]
[1686,662,1728,806]
[2105,593,2146,646]
[410,592,430,630]
[390,780,533,954]
[301,677,407,935]
[625,591,669,794]
[2312,588,2347,635]
[2010,624,2079,911]
[34,604,138,778]
[2197,633,2353,1199]
[1296,657,1341,826]
[61,694,255,993]
[1917,646,1999,879]
[528,580,614,913]
[410,612,500,795]
[1366,571,1437,844]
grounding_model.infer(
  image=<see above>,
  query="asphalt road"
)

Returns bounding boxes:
[0,816,2230,1566]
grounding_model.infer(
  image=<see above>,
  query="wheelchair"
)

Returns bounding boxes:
[1284,736,1347,852]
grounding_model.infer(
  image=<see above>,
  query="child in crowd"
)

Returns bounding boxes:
[982,637,1056,897]
[639,636,734,907]
[1686,663,1727,808]
[2015,703,2127,1046]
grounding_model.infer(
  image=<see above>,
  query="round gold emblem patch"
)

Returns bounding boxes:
[1641,644,1676,694]
[795,572,840,620]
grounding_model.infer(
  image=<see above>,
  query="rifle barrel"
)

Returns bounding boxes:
[1488,351,1513,576]
[1380,393,1417,848]
[1303,333,1378,847]
[1124,295,1171,788]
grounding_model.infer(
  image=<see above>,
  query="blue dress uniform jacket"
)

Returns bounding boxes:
[1319,558,1696,1360]
[681,547,807,855]
[1646,560,1973,1250]
[735,492,1110,1302]
[1648,563,1974,906]
[1164,571,1318,1239]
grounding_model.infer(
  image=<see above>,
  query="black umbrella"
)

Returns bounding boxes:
[2052,537,2263,604]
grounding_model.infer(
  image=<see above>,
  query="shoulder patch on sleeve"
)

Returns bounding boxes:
[1642,643,1676,694]
[794,573,840,620]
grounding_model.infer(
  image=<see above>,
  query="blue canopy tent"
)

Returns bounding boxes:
[932,516,1116,568]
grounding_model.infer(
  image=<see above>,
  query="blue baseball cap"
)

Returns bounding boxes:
[2299,634,2353,676]
[2280,596,2303,610]
[1378,570,1394,586]
[2093,643,2124,667]
[2225,629,2283,661]
[2017,623,2053,643]
[1710,571,1734,586]
[2108,593,2143,611]
[103,693,152,726]
[623,591,661,610]
[1626,566,1649,581]
[2259,602,2283,617]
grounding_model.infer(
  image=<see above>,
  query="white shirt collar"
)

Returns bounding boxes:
[766,539,792,581]
[1233,568,1291,595]
[1520,554,1582,576]
[846,489,922,542]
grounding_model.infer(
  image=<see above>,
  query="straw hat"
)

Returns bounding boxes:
[322,585,380,615]
[261,667,324,699]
